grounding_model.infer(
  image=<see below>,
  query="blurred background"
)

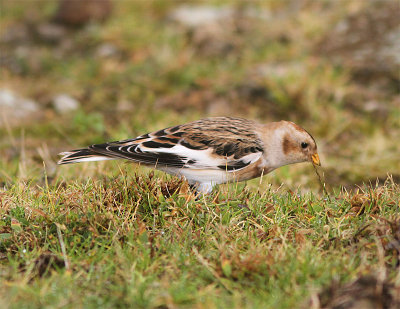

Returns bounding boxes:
[1,0,399,191]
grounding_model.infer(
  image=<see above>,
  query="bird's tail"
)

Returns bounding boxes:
[57,148,115,165]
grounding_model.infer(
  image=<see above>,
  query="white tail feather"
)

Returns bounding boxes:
[60,156,115,164]
[57,149,117,165]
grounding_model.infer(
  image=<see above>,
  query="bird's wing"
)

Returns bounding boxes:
[85,117,265,171]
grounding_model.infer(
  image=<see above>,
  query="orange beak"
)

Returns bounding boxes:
[311,153,321,166]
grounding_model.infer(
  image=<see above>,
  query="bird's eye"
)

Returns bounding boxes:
[301,142,308,149]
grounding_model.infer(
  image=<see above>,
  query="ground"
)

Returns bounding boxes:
[0,1,399,308]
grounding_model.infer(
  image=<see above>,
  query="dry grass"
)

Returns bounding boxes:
[1,173,399,308]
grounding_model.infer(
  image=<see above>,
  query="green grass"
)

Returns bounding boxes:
[1,172,399,308]
[0,170,398,308]
[1,1,400,307]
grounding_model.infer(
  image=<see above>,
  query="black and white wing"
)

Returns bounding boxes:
[58,117,264,172]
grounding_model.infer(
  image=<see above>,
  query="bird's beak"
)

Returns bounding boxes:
[311,153,321,166]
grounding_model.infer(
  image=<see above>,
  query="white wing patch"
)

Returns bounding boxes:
[139,143,262,171]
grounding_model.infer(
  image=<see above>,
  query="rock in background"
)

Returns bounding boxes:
[0,89,40,128]
[53,0,112,26]
[315,1,400,90]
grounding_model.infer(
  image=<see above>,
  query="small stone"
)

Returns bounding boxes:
[0,89,15,107]
[169,5,233,28]
[96,43,119,58]
[53,94,80,113]
[169,5,271,56]
[169,5,271,28]
[36,23,67,42]
[0,89,39,115]
[0,89,40,127]
[116,99,133,113]
[17,99,39,115]
[54,0,112,26]
[254,62,305,78]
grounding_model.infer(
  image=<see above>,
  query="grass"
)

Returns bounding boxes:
[1,172,399,308]
[1,1,399,308]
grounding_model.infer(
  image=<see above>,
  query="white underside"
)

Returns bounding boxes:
[158,166,230,193]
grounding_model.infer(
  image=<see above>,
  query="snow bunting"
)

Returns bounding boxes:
[58,117,320,193]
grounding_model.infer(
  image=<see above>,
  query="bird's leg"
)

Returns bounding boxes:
[189,183,206,201]
[188,183,199,195]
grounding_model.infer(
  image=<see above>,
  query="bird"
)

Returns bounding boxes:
[58,117,320,194]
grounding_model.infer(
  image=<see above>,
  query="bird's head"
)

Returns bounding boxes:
[279,121,320,166]
[261,121,321,168]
